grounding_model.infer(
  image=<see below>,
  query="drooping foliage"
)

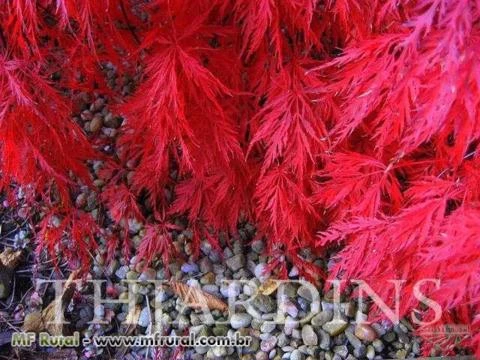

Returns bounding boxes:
[0,0,479,355]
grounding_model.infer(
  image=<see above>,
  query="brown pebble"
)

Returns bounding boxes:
[355,323,378,342]
[89,114,103,132]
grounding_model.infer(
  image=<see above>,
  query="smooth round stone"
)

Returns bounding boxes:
[301,325,318,346]
[230,313,252,329]
[366,345,375,360]
[345,329,363,348]
[355,323,378,342]
[256,352,268,360]
[211,346,227,357]
[261,322,276,333]
[290,350,304,360]
[322,319,348,336]
[261,335,277,352]
[181,262,199,274]
[200,272,215,285]
[283,300,299,318]
[269,349,277,359]
[94,305,105,319]
[138,307,151,327]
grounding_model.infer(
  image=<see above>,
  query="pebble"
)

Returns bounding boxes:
[138,307,151,327]
[282,299,299,318]
[104,113,121,128]
[333,345,348,358]
[105,259,119,276]
[322,319,348,336]
[318,329,331,350]
[383,331,396,343]
[220,282,241,298]
[288,266,299,277]
[94,305,105,319]
[260,322,276,333]
[200,272,215,285]
[90,114,103,132]
[285,316,299,335]
[181,262,199,274]
[301,325,317,346]
[341,302,356,318]
[211,346,227,357]
[280,283,297,298]
[311,310,333,327]
[261,335,277,352]
[253,294,276,313]
[203,284,220,296]
[269,349,277,359]
[139,268,156,281]
[297,286,314,302]
[354,323,378,342]
[372,339,385,352]
[371,322,387,336]
[366,345,375,359]
[230,313,252,329]
[256,352,268,360]
[226,254,244,271]
[353,345,367,358]
[212,325,228,336]
[345,329,363,349]
[290,350,304,360]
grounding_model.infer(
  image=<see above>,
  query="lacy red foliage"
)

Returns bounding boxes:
[1,0,479,355]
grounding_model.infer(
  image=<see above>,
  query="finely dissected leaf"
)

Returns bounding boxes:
[138,219,180,268]
[169,280,228,312]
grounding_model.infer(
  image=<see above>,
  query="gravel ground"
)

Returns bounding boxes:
[0,66,427,360]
